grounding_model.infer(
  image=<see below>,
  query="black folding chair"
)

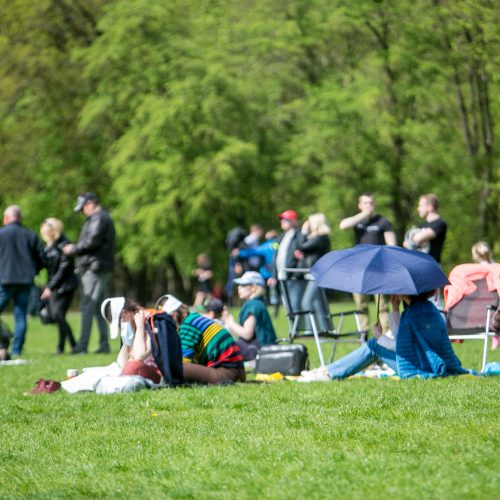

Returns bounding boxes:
[278,268,367,368]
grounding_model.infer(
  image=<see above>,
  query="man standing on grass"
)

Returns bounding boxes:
[0,205,45,356]
[404,193,447,309]
[64,193,115,354]
[339,193,396,334]
[404,193,447,264]
[268,210,303,314]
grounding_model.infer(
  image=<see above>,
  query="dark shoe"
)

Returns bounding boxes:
[94,347,110,354]
[71,347,87,355]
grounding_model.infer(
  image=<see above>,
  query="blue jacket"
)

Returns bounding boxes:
[238,239,278,280]
[396,300,468,378]
[0,222,45,285]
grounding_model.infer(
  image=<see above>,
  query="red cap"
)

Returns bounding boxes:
[278,209,298,221]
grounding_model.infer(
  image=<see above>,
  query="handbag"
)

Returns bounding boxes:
[39,302,54,325]
[31,379,61,394]
[0,319,12,349]
[255,343,309,376]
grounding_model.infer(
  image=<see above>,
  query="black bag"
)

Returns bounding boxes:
[0,319,12,349]
[255,344,309,376]
[145,312,184,386]
[39,301,54,325]
[225,227,248,251]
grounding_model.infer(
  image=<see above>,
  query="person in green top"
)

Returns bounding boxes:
[223,271,276,360]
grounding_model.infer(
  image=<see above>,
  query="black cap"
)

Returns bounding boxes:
[74,192,99,213]
[204,298,224,315]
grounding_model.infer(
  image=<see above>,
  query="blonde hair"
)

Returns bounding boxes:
[249,285,266,300]
[40,217,63,246]
[308,213,330,238]
[472,241,493,263]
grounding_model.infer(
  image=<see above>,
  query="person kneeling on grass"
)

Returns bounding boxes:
[101,297,163,383]
[222,271,277,361]
[156,294,246,384]
[300,290,468,381]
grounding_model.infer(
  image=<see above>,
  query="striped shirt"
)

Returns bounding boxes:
[179,312,244,368]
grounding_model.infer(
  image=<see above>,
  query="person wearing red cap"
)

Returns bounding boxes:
[268,209,303,314]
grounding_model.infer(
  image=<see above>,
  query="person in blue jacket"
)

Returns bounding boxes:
[223,271,276,361]
[300,290,468,381]
[236,230,279,280]
[0,205,45,356]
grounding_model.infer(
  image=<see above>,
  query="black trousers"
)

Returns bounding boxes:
[49,291,76,352]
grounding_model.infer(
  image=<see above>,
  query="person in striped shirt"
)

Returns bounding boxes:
[157,294,245,384]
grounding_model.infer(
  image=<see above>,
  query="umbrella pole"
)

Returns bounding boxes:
[376,294,380,327]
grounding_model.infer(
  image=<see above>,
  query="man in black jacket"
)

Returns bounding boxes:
[64,193,115,354]
[0,205,45,356]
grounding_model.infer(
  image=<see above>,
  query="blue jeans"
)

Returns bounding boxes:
[301,280,332,333]
[0,284,31,355]
[326,337,397,379]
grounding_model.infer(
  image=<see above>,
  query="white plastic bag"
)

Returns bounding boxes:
[94,375,157,394]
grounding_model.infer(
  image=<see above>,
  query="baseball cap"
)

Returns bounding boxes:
[155,294,183,314]
[74,192,99,213]
[100,297,125,339]
[234,271,265,287]
[204,298,224,314]
[278,209,298,221]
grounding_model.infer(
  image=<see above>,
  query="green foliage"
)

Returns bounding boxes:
[1,0,499,293]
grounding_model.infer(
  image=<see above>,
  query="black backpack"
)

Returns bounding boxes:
[225,227,248,251]
[145,312,184,386]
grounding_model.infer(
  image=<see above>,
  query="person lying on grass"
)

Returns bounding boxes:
[101,297,163,384]
[300,290,468,381]
[156,294,246,384]
[222,271,276,361]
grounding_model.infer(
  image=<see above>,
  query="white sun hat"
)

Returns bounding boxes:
[100,297,126,339]
[155,294,183,314]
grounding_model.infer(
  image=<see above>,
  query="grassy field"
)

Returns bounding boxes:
[1,306,499,499]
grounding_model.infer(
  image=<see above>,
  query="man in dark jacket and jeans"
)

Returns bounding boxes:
[0,205,45,356]
[64,193,115,354]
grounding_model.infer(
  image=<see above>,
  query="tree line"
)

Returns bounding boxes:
[1,0,498,302]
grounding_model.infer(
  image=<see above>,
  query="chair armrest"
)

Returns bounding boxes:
[331,309,364,317]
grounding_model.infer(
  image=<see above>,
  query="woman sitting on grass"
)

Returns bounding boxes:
[157,294,246,384]
[300,290,468,381]
[101,297,163,383]
[222,271,276,361]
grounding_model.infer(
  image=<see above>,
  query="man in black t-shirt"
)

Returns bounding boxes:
[404,193,447,263]
[340,193,396,333]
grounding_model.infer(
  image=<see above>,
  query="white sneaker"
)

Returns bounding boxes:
[298,367,331,382]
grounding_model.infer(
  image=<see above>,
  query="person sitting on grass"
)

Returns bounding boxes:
[101,297,163,383]
[222,271,276,361]
[196,298,225,325]
[300,290,468,381]
[156,294,246,385]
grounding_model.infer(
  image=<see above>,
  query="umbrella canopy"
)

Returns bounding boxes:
[311,244,449,295]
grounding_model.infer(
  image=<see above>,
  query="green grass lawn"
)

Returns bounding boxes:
[1,306,499,499]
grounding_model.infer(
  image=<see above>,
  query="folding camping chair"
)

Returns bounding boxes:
[444,264,500,372]
[278,268,366,368]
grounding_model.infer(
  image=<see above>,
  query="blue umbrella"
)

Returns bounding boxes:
[311,244,449,295]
